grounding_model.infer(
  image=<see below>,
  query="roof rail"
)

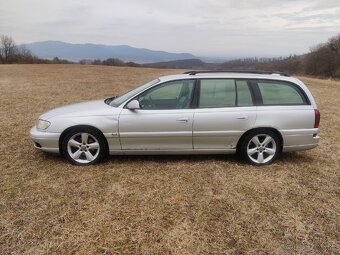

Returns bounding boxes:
[183,70,290,77]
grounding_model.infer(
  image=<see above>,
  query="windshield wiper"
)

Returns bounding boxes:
[104,96,117,105]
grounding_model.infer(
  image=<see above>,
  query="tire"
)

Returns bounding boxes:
[239,129,281,166]
[61,126,108,166]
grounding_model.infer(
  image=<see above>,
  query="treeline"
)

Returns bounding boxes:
[304,34,340,77]
[0,35,72,64]
[79,58,140,67]
[0,35,38,64]
[220,34,340,78]
[220,56,302,74]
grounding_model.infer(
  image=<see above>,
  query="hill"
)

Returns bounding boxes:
[23,41,197,63]
[145,58,208,69]
[145,33,340,78]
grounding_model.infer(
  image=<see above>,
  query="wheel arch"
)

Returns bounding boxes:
[58,125,109,155]
[236,127,283,153]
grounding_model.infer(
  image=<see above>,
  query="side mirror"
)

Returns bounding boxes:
[126,99,140,110]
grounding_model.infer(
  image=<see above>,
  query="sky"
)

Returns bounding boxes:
[0,0,340,58]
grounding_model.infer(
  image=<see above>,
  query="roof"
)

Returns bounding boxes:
[158,71,299,84]
[184,70,290,76]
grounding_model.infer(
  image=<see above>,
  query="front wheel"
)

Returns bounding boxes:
[62,127,108,165]
[239,130,281,165]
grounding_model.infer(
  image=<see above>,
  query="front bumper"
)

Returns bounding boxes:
[29,126,60,153]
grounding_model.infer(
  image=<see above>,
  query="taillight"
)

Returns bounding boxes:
[314,109,320,128]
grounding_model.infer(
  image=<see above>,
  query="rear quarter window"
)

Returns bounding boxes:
[257,81,308,105]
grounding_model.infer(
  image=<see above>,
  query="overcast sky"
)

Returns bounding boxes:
[1,0,339,58]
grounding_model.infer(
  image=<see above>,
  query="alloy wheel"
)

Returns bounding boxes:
[247,134,277,164]
[67,132,100,164]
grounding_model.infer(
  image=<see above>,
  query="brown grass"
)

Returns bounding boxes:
[0,64,339,255]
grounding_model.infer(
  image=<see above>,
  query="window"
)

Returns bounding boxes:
[258,81,306,105]
[199,79,236,108]
[236,80,253,106]
[110,79,160,107]
[137,80,195,109]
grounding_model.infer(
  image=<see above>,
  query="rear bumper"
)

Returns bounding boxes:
[29,126,60,153]
[282,142,319,152]
[281,128,319,152]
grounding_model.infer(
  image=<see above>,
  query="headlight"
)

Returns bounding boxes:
[36,119,51,130]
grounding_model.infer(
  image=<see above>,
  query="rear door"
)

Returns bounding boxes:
[193,79,257,150]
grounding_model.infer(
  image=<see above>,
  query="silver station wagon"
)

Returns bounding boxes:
[30,71,320,166]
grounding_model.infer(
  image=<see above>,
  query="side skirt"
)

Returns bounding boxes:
[109,149,236,155]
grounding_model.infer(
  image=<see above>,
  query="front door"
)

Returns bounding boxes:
[119,79,195,150]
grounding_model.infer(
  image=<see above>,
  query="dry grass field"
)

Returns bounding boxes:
[0,64,339,255]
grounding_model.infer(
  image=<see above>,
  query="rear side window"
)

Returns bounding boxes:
[257,81,306,105]
[236,80,253,106]
[199,79,236,108]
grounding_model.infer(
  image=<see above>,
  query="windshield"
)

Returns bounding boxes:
[109,79,160,107]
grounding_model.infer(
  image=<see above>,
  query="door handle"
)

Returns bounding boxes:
[176,117,189,122]
[236,116,248,120]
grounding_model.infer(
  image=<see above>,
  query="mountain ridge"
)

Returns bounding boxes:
[22,40,197,63]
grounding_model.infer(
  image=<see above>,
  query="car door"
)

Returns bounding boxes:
[193,79,257,150]
[118,79,196,150]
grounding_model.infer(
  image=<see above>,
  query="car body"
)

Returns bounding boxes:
[30,71,320,165]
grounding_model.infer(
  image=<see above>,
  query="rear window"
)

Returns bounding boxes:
[257,81,306,105]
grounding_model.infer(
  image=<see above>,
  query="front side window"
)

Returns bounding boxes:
[199,79,236,108]
[258,81,306,105]
[110,79,160,107]
[137,80,195,109]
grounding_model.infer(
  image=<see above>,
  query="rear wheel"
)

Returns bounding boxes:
[62,127,108,165]
[239,130,281,165]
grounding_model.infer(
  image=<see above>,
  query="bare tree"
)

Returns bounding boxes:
[328,34,340,53]
[0,35,18,63]
[17,45,34,63]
